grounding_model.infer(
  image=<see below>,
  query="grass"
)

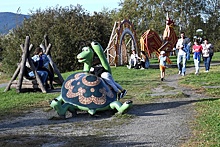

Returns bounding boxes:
[193,99,220,146]
[179,64,220,146]
[179,65,220,97]
[0,88,59,117]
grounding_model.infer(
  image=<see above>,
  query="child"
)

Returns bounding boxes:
[192,39,203,75]
[159,51,167,81]
[127,50,139,69]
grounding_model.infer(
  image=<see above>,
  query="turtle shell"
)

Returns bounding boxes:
[62,72,117,109]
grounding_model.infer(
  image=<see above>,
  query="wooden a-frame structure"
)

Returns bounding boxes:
[105,19,138,66]
[4,35,64,93]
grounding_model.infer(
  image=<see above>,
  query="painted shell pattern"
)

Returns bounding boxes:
[62,72,116,109]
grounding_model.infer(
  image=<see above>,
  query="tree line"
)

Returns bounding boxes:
[0,0,219,74]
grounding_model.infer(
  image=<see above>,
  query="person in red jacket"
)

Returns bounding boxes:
[192,39,203,75]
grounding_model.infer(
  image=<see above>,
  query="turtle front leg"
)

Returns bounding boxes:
[110,100,133,114]
[50,95,76,118]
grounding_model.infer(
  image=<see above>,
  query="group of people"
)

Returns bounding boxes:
[127,50,150,69]
[192,38,214,74]
[26,47,54,90]
[158,31,214,81]
[124,31,214,82]
[176,31,214,76]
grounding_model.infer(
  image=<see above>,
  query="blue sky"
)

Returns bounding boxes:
[1,0,121,15]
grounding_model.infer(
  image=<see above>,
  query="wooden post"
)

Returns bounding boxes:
[27,56,47,93]
[43,36,64,84]
[45,43,52,55]
[16,36,30,92]
[44,34,49,47]
[4,44,33,92]
[47,55,64,84]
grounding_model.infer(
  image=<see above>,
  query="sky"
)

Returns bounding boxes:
[0,0,121,15]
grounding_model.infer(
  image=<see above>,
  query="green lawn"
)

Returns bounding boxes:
[179,64,220,146]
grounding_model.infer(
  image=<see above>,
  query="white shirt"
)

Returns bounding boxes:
[176,38,186,55]
[130,53,139,65]
[130,53,138,60]
[202,43,213,57]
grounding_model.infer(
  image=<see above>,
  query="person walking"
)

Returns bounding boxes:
[192,39,203,75]
[159,51,167,81]
[176,32,191,76]
[202,38,214,72]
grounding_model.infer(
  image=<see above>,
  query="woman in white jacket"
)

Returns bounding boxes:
[202,39,214,72]
[127,50,139,69]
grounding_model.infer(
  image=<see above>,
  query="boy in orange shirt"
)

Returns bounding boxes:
[159,51,167,81]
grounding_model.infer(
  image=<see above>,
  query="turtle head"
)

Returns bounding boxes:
[77,46,94,72]
[77,47,94,64]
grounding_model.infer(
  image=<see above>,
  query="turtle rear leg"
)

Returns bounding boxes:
[110,100,133,114]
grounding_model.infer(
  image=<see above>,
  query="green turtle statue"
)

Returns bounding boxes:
[50,41,132,118]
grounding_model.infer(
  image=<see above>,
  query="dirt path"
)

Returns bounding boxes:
[0,65,215,147]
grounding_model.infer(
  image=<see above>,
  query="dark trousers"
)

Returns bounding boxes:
[203,56,212,71]
[38,67,54,85]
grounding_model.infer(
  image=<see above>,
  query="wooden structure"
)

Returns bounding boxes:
[140,14,178,64]
[4,35,64,93]
[105,19,138,66]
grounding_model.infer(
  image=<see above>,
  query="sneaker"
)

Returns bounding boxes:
[195,72,199,75]
[205,70,209,72]
[161,78,163,81]
[127,65,131,69]
[140,67,145,70]
[178,71,181,75]
[181,73,185,76]
[120,89,127,98]
[117,92,121,100]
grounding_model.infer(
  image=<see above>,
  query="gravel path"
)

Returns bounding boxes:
[0,65,215,147]
[0,83,7,88]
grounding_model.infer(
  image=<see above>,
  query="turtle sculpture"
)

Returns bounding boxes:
[50,41,132,118]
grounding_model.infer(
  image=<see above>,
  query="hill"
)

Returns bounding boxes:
[0,12,30,34]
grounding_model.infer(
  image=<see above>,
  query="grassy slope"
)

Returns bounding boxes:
[179,65,220,146]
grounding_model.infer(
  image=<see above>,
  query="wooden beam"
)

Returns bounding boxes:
[16,36,30,92]
[47,55,64,84]
[27,56,47,93]
[45,43,52,55]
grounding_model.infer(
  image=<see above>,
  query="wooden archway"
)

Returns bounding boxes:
[105,19,138,66]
